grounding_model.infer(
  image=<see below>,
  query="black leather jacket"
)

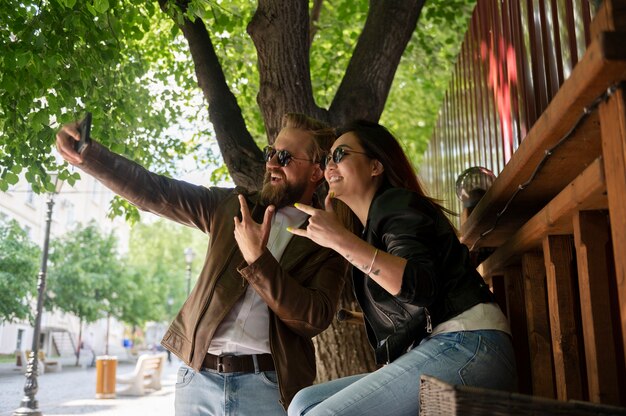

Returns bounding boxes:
[354,184,494,364]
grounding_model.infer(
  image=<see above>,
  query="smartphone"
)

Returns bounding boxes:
[75,112,92,153]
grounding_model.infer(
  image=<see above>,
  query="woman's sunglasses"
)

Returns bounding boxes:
[263,146,313,167]
[321,147,369,170]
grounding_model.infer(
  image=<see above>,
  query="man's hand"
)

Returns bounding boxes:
[288,193,348,250]
[234,194,275,264]
[56,122,83,165]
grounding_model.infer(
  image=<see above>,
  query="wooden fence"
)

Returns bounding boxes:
[419,0,626,408]
[420,0,600,217]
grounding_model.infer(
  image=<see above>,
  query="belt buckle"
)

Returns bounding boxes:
[216,355,225,373]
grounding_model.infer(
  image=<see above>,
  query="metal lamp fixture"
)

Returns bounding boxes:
[455,166,496,210]
[184,247,195,295]
[14,173,64,416]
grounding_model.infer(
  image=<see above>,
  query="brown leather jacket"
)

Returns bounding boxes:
[78,142,347,408]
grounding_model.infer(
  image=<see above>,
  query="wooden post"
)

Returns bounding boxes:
[503,267,531,394]
[599,84,626,377]
[521,252,555,398]
[543,235,584,401]
[573,210,620,405]
[491,274,508,317]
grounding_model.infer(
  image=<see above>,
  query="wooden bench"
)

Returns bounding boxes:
[116,352,167,396]
[18,350,62,373]
[37,350,62,373]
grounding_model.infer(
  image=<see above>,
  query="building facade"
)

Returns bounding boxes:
[0,171,131,358]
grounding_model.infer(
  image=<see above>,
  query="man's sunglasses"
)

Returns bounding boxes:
[321,146,369,170]
[263,146,314,167]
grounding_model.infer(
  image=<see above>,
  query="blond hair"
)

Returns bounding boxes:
[281,113,336,164]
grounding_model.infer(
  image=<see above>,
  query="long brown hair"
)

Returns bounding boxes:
[336,120,456,223]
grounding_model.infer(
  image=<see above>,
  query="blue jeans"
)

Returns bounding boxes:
[175,365,286,415]
[288,330,517,416]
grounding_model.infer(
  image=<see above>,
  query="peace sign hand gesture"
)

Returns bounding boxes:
[234,194,275,264]
[288,193,349,251]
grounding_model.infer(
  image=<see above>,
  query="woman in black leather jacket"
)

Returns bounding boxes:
[287,120,517,416]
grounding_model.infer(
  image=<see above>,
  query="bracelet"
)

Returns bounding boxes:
[365,248,379,275]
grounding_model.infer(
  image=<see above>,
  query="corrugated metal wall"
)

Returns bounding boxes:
[420,0,599,220]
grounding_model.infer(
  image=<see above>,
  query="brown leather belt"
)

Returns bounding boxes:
[203,353,274,373]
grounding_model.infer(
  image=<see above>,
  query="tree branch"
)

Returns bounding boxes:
[160,0,264,190]
[248,0,328,142]
[309,0,324,47]
[329,0,426,125]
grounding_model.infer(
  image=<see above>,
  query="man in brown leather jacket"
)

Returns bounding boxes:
[56,113,348,414]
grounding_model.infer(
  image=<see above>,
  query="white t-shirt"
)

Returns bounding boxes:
[430,302,511,336]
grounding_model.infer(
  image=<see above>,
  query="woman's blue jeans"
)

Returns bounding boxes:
[288,330,517,416]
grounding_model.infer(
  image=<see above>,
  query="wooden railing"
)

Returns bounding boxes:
[456,0,626,407]
[420,0,601,222]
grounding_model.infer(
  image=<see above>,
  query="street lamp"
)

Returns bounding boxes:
[184,247,195,295]
[14,173,63,416]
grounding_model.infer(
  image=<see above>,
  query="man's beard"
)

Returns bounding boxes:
[259,170,308,209]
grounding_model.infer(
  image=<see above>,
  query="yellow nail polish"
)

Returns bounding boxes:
[286,226,292,232]
[294,203,299,208]
[329,191,335,198]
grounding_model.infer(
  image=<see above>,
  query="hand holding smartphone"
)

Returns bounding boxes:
[75,112,92,154]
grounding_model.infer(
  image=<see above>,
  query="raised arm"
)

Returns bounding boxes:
[56,122,225,233]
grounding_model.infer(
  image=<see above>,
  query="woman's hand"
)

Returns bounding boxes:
[292,194,407,295]
[288,193,348,250]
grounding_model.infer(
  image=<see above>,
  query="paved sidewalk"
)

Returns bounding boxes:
[0,356,179,416]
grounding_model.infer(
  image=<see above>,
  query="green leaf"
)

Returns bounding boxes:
[93,0,109,14]
[4,171,19,185]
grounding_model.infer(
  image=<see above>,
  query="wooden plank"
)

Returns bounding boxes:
[503,267,532,395]
[522,251,555,398]
[461,32,626,249]
[543,235,584,401]
[491,274,507,317]
[573,210,621,405]
[599,85,626,378]
[477,157,607,277]
[590,0,626,39]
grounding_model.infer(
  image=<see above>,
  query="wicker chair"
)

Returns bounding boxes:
[419,375,626,416]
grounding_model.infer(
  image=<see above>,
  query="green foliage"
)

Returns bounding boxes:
[45,216,208,327]
[0,0,201,194]
[382,0,477,166]
[309,0,368,108]
[0,218,40,323]
[1,0,476,204]
[124,218,208,322]
[47,221,124,323]
[113,265,163,327]
[307,0,477,167]
[46,220,170,327]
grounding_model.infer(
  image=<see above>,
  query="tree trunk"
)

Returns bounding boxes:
[75,318,83,367]
[313,278,377,382]
[248,0,328,141]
